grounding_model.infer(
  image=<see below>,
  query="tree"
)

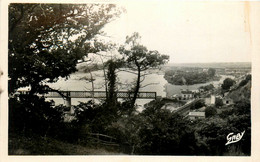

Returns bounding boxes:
[105,59,123,106]
[9,95,65,136]
[205,106,217,118]
[118,32,169,108]
[9,4,122,94]
[200,84,214,92]
[190,100,205,110]
[215,98,223,108]
[238,74,251,88]
[207,68,216,77]
[234,99,251,115]
[138,100,198,155]
[221,78,236,91]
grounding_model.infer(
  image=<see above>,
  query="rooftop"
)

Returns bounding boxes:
[181,90,193,94]
[189,112,205,116]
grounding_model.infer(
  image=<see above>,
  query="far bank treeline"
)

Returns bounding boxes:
[164,68,220,85]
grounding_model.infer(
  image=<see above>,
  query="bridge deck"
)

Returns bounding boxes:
[18,91,157,99]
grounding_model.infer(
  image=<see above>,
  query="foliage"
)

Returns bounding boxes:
[205,106,217,118]
[164,70,218,85]
[207,68,216,77]
[221,78,236,91]
[119,32,169,107]
[238,74,251,88]
[73,101,120,134]
[9,4,122,94]
[215,98,224,108]
[196,99,251,155]
[233,99,251,116]
[199,84,215,91]
[137,102,198,155]
[106,60,117,104]
[9,133,122,155]
[107,114,144,154]
[105,59,124,105]
[219,108,235,119]
[226,114,251,155]
[190,100,205,110]
[9,95,251,155]
[9,95,65,137]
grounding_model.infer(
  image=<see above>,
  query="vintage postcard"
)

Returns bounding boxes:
[1,0,260,162]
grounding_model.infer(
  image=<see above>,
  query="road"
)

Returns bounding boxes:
[173,98,204,116]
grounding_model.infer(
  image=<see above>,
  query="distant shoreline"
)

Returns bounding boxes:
[164,62,251,69]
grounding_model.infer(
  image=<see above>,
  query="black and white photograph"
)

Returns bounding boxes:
[1,0,260,161]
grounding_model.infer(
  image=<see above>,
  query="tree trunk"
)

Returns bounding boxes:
[131,145,135,155]
[99,55,108,100]
[89,71,95,106]
[131,65,141,108]
[107,60,117,106]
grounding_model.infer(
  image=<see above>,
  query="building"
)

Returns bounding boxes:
[180,89,194,100]
[188,112,205,120]
[205,95,216,105]
[223,97,234,105]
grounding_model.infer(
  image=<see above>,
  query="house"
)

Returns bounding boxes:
[172,94,179,99]
[223,97,234,105]
[188,112,205,120]
[205,95,216,105]
[180,89,194,100]
[199,88,204,93]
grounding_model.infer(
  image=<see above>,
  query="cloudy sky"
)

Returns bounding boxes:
[103,1,252,63]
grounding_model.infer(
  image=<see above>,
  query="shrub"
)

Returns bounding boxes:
[9,95,64,137]
[205,106,217,118]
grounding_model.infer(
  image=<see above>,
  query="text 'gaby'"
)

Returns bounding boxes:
[225,130,245,146]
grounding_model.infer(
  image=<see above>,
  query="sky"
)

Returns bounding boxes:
[102,1,252,63]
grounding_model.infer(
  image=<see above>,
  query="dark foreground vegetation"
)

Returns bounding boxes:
[9,93,251,155]
[9,133,123,155]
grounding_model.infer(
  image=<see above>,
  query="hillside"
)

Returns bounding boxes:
[9,133,124,155]
[227,80,251,103]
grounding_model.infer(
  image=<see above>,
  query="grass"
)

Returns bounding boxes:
[9,133,125,155]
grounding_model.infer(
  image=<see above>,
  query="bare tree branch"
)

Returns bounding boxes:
[140,75,146,83]
[43,86,67,99]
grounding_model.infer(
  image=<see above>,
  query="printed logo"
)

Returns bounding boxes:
[225,130,245,146]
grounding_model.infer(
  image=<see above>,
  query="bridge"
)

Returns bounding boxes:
[17,90,157,99]
[17,90,157,114]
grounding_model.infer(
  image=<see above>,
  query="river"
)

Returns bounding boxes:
[45,69,234,109]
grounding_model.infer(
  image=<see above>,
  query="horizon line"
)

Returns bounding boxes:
[166,61,251,64]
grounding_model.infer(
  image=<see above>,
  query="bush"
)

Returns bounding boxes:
[200,84,215,92]
[234,99,251,115]
[136,100,198,155]
[205,106,217,118]
[238,75,251,88]
[215,98,224,108]
[9,95,64,137]
[221,78,236,91]
[190,100,205,110]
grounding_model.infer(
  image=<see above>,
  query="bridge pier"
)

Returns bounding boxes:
[65,97,74,114]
